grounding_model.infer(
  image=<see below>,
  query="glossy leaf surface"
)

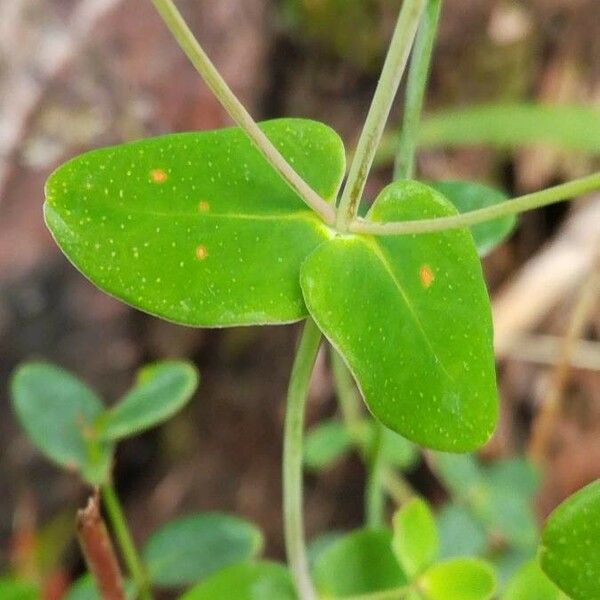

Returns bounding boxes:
[419,558,496,600]
[304,420,352,470]
[142,513,263,587]
[429,181,515,256]
[99,361,198,441]
[181,562,295,600]
[392,498,438,578]
[312,529,406,597]
[539,479,600,600]
[45,119,344,327]
[301,181,498,451]
[503,561,564,600]
[11,363,112,485]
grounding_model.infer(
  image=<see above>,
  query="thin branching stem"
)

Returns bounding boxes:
[101,483,152,600]
[336,0,427,230]
[150,0,335,225]
[394,0,442,180]
[365,420,385,528]
[349,172,600,236]
[283,319,322,600]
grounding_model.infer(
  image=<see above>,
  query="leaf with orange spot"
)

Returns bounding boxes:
[44,119,345,327]
[300,181,498,451]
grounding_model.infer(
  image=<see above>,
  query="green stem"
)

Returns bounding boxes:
[150,0,335,225]
[331,348,414,510]
[101,483,152,600]
[349,171,600,236]
[284,319,322,600]
[335,0,427,230]
[365,421,385,528]
[394,0,442,180]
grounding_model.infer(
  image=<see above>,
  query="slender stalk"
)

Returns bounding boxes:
[331,348,415,509]
[101,483,152,600]
[284,319,322,600]
[394,0,442,180]
[336,0,427,230]
[349,172,600,236]
[150,0,335,225]
[365,421,385,528]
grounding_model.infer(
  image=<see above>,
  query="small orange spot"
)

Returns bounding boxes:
[198,200,210,212]
[419,265,434,288]
[150,168,167,183]
[195,245,208,260]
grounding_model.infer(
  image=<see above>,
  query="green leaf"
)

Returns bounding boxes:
[0,578,38,600]
[503,560,564,600]
[307,532,344,569]
[428,181,515,256]
[98,361,198,441]
[64,575,135,600]
[304,420,353,470]
[437,503,487,560]
[142,512,263,587]
[392,498,439,578]
[44,119,345,327]
[301,180,498,451]
[418,104,600,153]
[419,558,496,600]
[539,479,600,600]
[312,528,407,597]
[432,453,485,501]
[181,562,295,600]
[11,362,113,485]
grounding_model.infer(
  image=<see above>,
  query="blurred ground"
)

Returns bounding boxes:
[1,0,599,592]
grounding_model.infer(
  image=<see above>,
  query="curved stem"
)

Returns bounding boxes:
[284,319,322,600]
[101,483,152,600]
[365,421,385,528]
[150,0,335,225]
[349,172,600,236]
[336,0,426,230]
[394,0,442,180]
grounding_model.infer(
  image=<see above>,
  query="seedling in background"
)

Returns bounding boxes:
[13,0,599,597]
[10,361,272,599]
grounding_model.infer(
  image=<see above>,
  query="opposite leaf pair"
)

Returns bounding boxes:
[313,497,496,600]
[11,361,198,485]
[44,119,505,452]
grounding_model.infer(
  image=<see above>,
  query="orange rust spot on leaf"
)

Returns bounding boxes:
[198,200,210,212]
[419,265,434,288]
[149,168,167,183]
[195,245,208,260]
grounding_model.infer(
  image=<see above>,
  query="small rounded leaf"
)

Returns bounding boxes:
[304,420,353,470]
[312,528,406,597]
[142,513,263,587]
[181,562,295,600]
[99,361,199,441]
[539,479,600,600]
[437,503,487,560]
[429,181,516,256]
[503,560,563,600]
[11,363,112,485]
[0,578,38,600]
[419,558,496,600]
[392,498,439,578]
[64,575,135,600]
